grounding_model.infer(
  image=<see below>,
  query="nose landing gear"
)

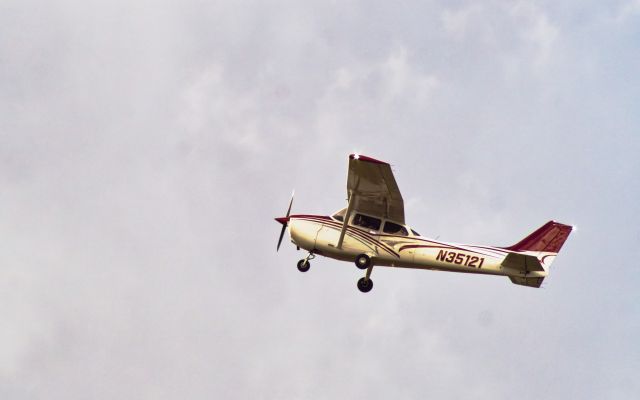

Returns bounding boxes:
[297,252,315,273]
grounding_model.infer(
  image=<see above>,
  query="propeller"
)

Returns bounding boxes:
[275,191,294,251]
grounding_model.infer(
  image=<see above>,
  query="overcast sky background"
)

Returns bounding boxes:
[1,0,639,398]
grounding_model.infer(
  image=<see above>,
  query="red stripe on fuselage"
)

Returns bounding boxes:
[541,254,555,264]
[465,245,510,255]
[291,215,507,259]
[397,244,497,258]
[294,217,379,251]
[289,214,333,220]
[303,217,400,258]
[294,216,400,258]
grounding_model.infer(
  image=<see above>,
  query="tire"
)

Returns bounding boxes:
[297,259,310,272]
[355,254,371,270]
[357,277,373,293]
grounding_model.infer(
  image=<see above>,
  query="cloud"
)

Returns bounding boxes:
[0,1,638,399]
[441,1,560,77]
[614,0,640,22]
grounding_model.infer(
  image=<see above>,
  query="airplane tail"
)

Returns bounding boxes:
[504,220,574,255]
[502,221,574,288]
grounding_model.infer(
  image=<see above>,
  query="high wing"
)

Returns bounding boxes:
[336,154,404,249]
[347,154,404,223]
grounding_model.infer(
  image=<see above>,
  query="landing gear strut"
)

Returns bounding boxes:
[357,265,374,293]
[297,252,315,273]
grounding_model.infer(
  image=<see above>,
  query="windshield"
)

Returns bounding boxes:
[332,208,346,221]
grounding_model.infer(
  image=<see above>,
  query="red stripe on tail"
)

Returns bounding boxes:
[503,221,573,253]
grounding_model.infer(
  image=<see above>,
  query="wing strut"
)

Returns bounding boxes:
[336,190,356,249]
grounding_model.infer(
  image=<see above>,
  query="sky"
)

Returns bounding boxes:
[1,0,639,398]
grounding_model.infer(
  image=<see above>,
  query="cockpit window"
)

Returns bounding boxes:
[352,213,381,231]
[383,221,408,236]
[411,229,421,236]
[332,208,346,222]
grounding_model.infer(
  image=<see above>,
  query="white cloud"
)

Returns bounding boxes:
[614,0,640,21]
[441,1,560,77]
[0,1,638,399]
[510,1,559,72]
[178,65,266,154]
[313,45,440,146]
[441,4,485,39]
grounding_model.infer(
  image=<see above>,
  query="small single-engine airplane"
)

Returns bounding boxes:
[275,154,573,293]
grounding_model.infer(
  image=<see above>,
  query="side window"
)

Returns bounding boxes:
[352,214,381,231]
[383,221,408,236]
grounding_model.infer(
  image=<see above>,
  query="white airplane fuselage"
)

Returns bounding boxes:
[287,214,552,279]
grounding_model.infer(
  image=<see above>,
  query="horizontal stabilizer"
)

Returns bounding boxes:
[509,276,544,288]
[501,252,545,273]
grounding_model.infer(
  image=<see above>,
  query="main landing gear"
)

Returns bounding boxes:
[355,254,371,270]
[297,252,315,273]
[355,253,374,293]
[357,276,373,292]
[295,251,375,293]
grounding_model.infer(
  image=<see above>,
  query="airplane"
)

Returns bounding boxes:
[275,154,573,293]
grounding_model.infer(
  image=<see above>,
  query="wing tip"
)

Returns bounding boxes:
[349,153,389,165]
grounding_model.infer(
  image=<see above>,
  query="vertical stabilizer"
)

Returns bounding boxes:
[503,221,573,254]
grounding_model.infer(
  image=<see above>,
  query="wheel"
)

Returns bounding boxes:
[297,259,310,272]
[357,277,373,293]
[355,254,371,270]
